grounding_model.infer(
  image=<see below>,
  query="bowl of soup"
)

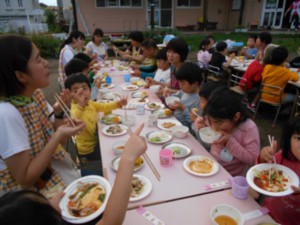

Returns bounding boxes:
[199,127,221,144]
[210,204,244,225]
[112,140,127,155]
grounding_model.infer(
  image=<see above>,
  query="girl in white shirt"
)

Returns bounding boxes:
[197,38,212,69]
[86,28,108,62]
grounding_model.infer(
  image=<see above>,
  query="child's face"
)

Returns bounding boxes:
[290,134,300,161]
[131,39,140,47]
[208,113,241,133]
[167,49,181,65]
[199,96,207,110]
[70,82,91,103]
[178,80,199,94]
[142,47,156,58]
[94,35,103,44]
[156,59,169,71]
[247,38,256,48]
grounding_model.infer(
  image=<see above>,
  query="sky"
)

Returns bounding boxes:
[39,0,57,6]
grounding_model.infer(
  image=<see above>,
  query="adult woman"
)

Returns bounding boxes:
[285,0,300,31]
[112,31,149,66]
[86,28,108,62]
[0,35,85,198]
[58,30,86,89]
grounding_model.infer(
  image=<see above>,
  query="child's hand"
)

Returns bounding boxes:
[168,101,184,110]
[122,124,147,162]
[131,69,141,77]
[194,116,207,130]
[53,89,72,114]
[94,78,102,88]
[291,185,300,194]
[259,140,278,163]
[71,88,89,108]
[213,131,231,146]
[118,98,128,107]
[56,119,85,142]
[190,108,199,122]
[163,87,172,97]
[49,191,65,212]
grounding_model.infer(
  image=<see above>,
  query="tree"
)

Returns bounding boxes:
[44,8,60,32]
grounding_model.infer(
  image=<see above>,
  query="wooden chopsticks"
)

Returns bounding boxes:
[54,93,75,127]
[143,152,161,181]
[268,134,278,178]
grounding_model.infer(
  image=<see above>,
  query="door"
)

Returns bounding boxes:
[260,0,286,29]
[147,0,172,27]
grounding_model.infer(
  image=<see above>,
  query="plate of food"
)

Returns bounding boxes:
[102,124,128,136]
[59,175,111,224]
[130,174,152,202]
[162,141,192,158]
[246,163,299,197]
[129,97,149,105]
[183,155,219,176]
[122,84,139,91]
[152,108,173,118]
[111,155,144,172]
[130,91,149,99]
[101,93,121,101]
[101,114,122,125]
[145,102,165,111]
[146,131,173,144]
[100,83,115,89]
[157,119,181,131]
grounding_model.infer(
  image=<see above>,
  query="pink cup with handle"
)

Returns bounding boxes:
[228,176,249,200]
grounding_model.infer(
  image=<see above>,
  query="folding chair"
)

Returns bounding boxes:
[289,90,300,120]
[207,65,222,81]
[253,83,285,127]
[227,73,248,104]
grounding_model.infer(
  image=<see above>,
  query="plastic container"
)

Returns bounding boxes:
[228,176,249,200]
[159,149,173,167]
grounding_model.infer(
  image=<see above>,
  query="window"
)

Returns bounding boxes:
[5,0,11,7]
[18,0,23,7]
[96,0,142,7]
[177,0,201,7]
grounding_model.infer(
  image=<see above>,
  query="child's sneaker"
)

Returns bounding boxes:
[247,103,256,112]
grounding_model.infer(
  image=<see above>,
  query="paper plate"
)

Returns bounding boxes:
[146,130,173,144]
[157,119,181,131]
[100,83,115,89]
[152,109,173,118]
[101,114,122,125]
[162,141,192,158]
[183,155,219,176]
[246,163,299,197]
[102,124,128,136]
[122,85,139,91]
[129,98,149,105]
[130,91,149,98]
[59,175,111,224]
[111,155,144,172]
[145,102,165,111]
[129,174,152,201]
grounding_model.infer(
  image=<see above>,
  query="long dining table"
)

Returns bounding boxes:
[96,60,276,224]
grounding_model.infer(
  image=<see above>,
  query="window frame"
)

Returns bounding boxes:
[5,0,11,8]
[176,0,201,8]
[95,0,143,8]
[17,0,24,8]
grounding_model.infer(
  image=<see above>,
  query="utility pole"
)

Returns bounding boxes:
[57,0,64,30]
[71,0,78,30]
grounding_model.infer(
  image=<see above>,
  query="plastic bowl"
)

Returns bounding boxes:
[171,125,189,138]
[149,85,161,93]
[199,127,221,144]
[121,115,135,127]
[112,140,127,155]
[210,204,244,225]
[165,96,180,106]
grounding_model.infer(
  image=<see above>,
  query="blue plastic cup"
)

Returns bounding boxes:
[124,74,131,83]
[106,76,112,84]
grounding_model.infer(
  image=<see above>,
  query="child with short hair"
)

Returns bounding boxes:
[168,62,202,129]
[240,34,258,60]
[64,58,90,77]
[257,116,300,225]
[209,41,232,72]
[197,38,212,69]
[261,46,299,105]
[195,88,260,176]
[64,74,127,161]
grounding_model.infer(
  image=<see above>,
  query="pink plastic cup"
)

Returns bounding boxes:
[228,176,249,200]
[159,149,173,167]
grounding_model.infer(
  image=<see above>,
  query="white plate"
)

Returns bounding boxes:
[246,163,299,197]
[102,124,128,136]
[157,119,182,131]
[152,109,173,118]
[162,141,192,158]
[101,93,121,101]
[111,156,144,172]
[130,174,152,202]
[146,131,173,144]
[183,155,219,176]
[122,85,139,91]
[131,91,149,98]
[59,175,111,224]
[101,114,122,125]
[145,102,165,111]
[100,83,115,89]
[129,98,149,105]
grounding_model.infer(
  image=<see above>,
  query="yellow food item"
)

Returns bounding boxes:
[111,117,120,123]
[214,215,237,225]
[189,159,213,174]
[135,157,143,166]
[164,109,172,116]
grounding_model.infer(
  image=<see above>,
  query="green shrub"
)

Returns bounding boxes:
[31,34,62,58]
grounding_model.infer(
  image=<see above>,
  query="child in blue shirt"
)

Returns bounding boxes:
[240,34,258,60]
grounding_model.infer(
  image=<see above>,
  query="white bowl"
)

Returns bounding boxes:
[171,125,189,138]
[199,127,221,144]
[112,140,127,155]
[149,85,161,93]
[165,96,180,106]
[210,204,244,225]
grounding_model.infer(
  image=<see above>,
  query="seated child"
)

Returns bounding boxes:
[168,62,202,130]
[131,38,158,80]
[289,47,300,68]
[195,88,260,176]
[197,38,212,69]
[65,58,90,77]
[209,41,233,72]
[261,46,299,105]
[256,116,300,225]
[64,74,127,161]
[144,48,170,88]
[240,34,258,60]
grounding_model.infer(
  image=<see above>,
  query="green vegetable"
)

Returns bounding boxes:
[98,193,106,202]
[172,147,181,155]
[150,137,161,142]
[79,184,97,199]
